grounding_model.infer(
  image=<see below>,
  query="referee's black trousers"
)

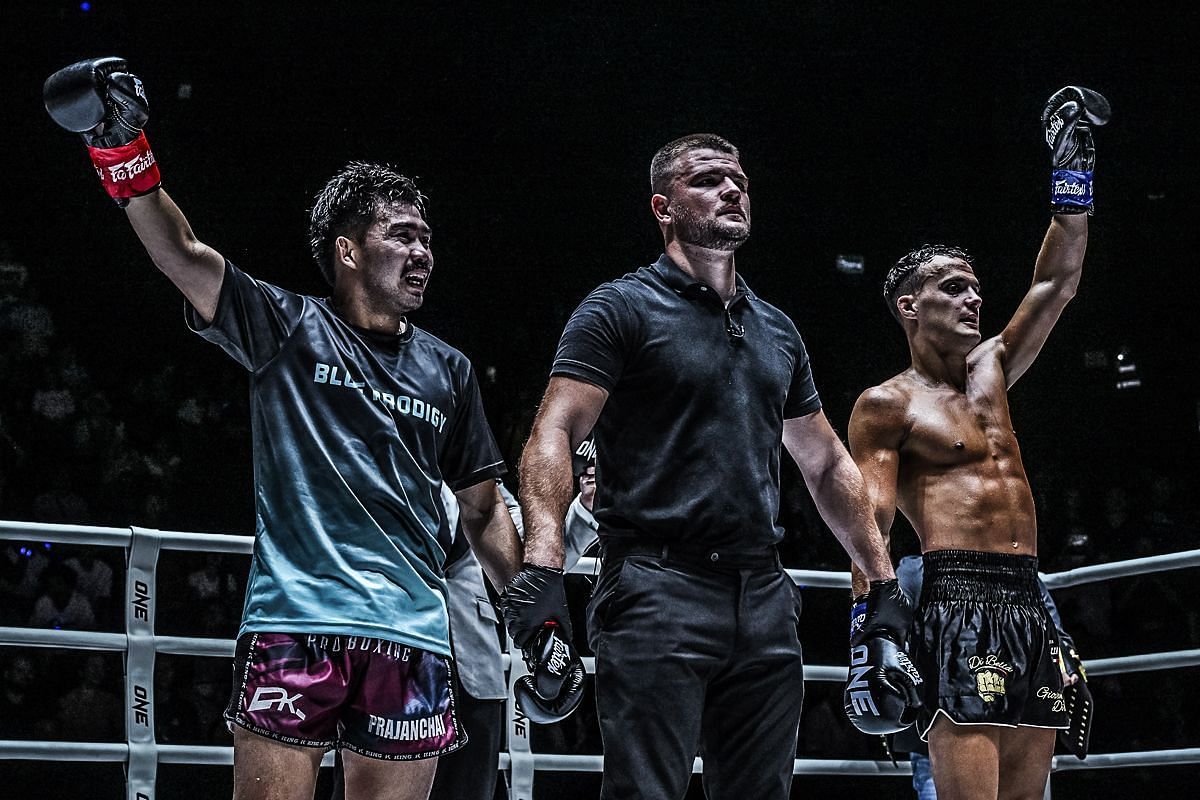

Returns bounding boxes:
[587,549,805,800]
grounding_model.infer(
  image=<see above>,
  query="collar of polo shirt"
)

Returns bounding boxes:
[651,254,755,307]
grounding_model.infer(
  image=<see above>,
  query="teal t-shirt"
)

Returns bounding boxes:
[188,261,505,656]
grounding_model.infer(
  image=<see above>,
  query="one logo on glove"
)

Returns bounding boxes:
[846,644,881,717]
[969,653,1013,703]
[845,644,922,717]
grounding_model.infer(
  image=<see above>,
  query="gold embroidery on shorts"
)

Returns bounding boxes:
[968,653,1013,703]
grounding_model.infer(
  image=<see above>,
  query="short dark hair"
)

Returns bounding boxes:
[308,162,428,287]
[883,244,974,323]
[650,134,739,195]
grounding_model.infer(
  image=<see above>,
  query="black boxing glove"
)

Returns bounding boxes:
[513,623,586,725]
[1041,86,1111,214]
[844,634,923,735]
[44,57,160,204]
[852,578,913,646]
[844,579,923,735]
[499,564,573,651]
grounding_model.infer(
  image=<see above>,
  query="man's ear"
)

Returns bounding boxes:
[651,194,671,225]
[897,294,918,319]
[335,235,357,271]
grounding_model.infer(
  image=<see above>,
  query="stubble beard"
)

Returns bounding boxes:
[671,203,750,251]
[364,269,424,318]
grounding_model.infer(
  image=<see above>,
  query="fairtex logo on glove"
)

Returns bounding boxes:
[98,151,156,184]
[545,634,571,677]
[1051,169,1093,208]
[895,650,923,687]
[1045,113,1065,147]
[87,130,161,199]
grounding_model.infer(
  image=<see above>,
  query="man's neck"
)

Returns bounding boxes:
[908,344,968,390]
[331,290,407,335]
[665,241,738,302]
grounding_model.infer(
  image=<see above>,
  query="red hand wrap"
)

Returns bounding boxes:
[87,130,160,199]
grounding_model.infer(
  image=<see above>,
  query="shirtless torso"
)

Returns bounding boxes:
[860,338,1038,556]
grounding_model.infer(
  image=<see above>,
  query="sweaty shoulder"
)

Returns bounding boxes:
[850,377,914,445]
[854,377,913,418]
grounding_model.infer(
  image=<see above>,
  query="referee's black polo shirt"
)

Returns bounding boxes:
[552,254,822,550]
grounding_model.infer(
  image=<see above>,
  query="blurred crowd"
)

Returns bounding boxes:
[1,253,1197,789]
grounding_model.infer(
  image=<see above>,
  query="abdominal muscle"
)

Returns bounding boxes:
[898,454,1039,555]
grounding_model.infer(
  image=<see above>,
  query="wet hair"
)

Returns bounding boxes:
[308,162,428,287]
[650,133,739,195]
[883,244,974,324]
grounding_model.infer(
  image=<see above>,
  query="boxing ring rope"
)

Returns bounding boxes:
[1,520,1198,800]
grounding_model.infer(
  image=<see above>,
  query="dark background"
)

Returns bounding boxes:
[6,2,1198,485]
[1,1,1198,797]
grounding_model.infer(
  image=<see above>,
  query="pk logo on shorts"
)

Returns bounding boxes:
[248,686,307,720]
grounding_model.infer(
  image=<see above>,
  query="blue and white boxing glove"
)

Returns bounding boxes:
[1042,86,1111,214]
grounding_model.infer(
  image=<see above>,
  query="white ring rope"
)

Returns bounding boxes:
[1,522,1197,799]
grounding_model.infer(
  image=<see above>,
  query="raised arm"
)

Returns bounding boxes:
[125,191,225,322]
[1001,86,1110,387]
[782,408,895,589]
[44,57,225,320]
[999,214,1087,386]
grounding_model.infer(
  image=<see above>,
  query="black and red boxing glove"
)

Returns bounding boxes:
[44,57,161,205]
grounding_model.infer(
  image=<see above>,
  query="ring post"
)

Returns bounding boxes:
[126,527,161,800]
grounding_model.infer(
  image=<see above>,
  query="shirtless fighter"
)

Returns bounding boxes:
[846,87,1110,799]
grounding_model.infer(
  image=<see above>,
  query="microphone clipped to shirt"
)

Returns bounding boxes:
[724,308,745,342]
